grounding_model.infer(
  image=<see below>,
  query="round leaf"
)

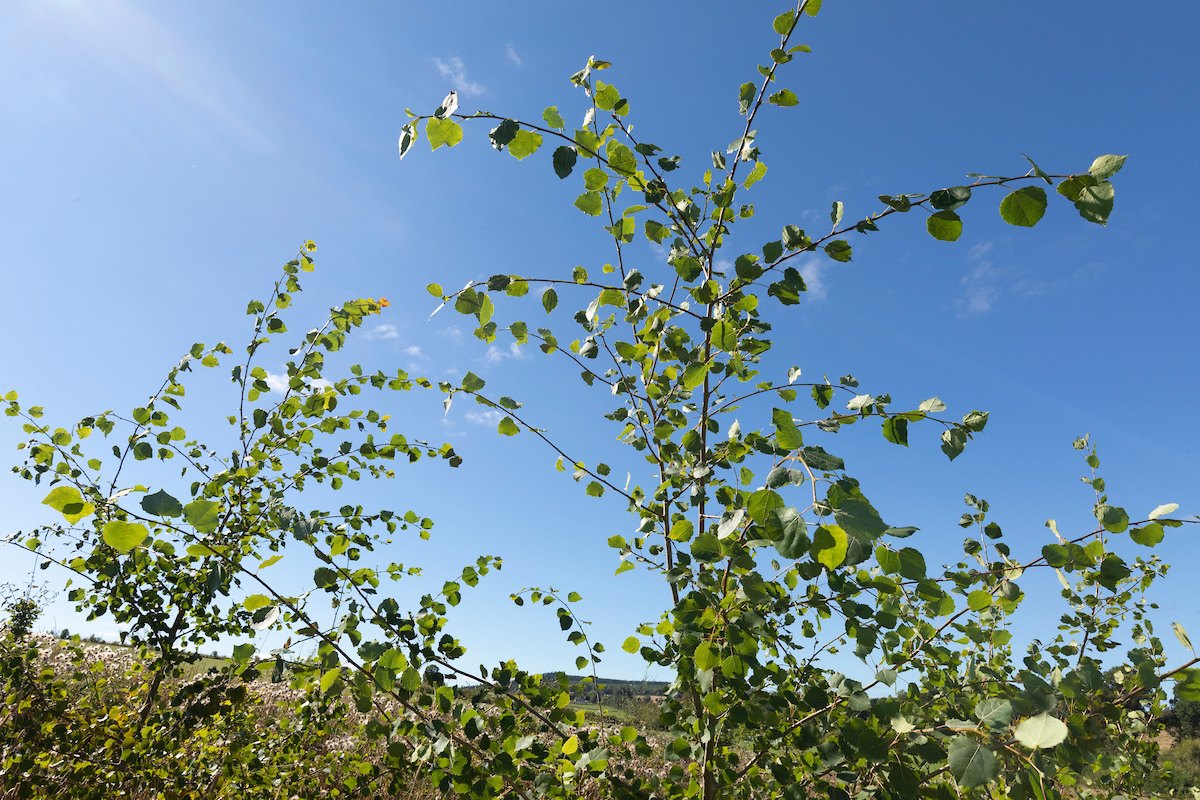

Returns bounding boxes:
[947,736,999,788]
[42,485,95,524]
[102,520,149,553]
[141,489,182,518]
[999,186,1047,227]
[1013,713,1068,749]
[926,210,963,242]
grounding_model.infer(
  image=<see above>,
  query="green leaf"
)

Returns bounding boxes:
[425,117,463,151]
[712,320,738,352]
[102,520,149,554]
[947,736,999,788]
[575,191,604,216]
[594,81,621,111]
[999,186,1047,227]
[768,508,808,560]
[583,168,609,191]
[605,140,637,176]
[926,210,963,242]
[183,499,222,534]
[812,525,848,570]
[693,642,720,673]
[141,489,182,518]
[426,283,444,297]
[397,123,418,160]
[738,82,756,114]
[1013,714,1068,749]
[799,446,843,471]
[1095,503,1129,534]
[967,590,993,611]
[542,106,566,130]
[1074,180,1114,225]
[772,9,795,34]
[400,667,421,692]
[669,519,694,542]
[682,362,710,391]
[765,466,805,490]
[691,533,722,563]
[772,408,803,450]
[830,201,844,226]
[929,186,971,211]
[975,698,1013,729]
[462,371,485,392]
[497,416,520,436]
[622,636,640,654]
[1130,522,1163,547]
[42,486,95,524]
[243,594,273,612]
[768,89,799,107]
[508,129,543,160]
[747,490,783,526]
[1176,669,1200,702]
[881,417,908,446]
[542,288,558,313]
[897,547,926,580]
[823,240,852,262]
[744,161,768,189]
[553,146,577,179]
[1088,154,1127,180]
[1173,622,1195,655]
[186,543,226,557]
[833,496,887,541]
[941,428,967,460]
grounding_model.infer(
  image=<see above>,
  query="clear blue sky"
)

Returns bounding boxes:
[1,1,1197,681]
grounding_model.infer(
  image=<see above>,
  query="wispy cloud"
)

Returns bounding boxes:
[957,263,1003,317]
[798,257,829,301]
[364,323,399,340]
[404,345,426,359]
[464,409,503,426]
[485,343,526,363]
[505,45,523,67]
[35,0,276,153]
[433,56,485,97]
[954,241,1102,318]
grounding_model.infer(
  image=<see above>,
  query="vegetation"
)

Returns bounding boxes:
[3,2,1198,798]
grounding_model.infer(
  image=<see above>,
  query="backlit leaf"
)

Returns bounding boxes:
[1013,714,1068,749]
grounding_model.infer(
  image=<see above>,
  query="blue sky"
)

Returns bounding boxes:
[1,1,1197,682]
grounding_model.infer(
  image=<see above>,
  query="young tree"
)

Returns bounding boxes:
[400,2,1198,798]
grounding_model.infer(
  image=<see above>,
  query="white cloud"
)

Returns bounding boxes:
[264,371,332,394]
[404,345,426,359]
[485,343,526,363]
[433,56,485,97]
[364,323,399,340]
[505,44,523,66]
[464,409,503,426]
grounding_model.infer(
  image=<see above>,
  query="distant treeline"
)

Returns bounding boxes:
[541,672,668,700]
